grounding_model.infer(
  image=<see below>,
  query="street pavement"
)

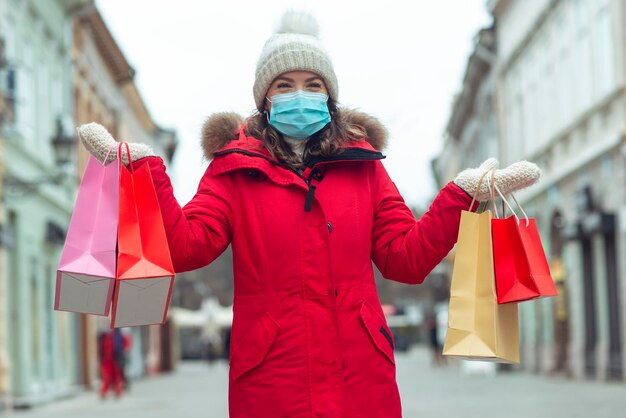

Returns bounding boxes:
[4,346,626,418]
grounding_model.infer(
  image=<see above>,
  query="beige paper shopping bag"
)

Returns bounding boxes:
[442,173,520,363]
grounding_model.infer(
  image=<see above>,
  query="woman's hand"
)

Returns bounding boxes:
[454,158,541,201]
[77,122,155,165]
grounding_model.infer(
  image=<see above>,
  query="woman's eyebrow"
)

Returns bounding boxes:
[305,76,323,82]
[274,76,294,83]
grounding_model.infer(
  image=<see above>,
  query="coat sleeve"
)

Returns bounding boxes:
[370,160,475,284]
[136,157,233,273]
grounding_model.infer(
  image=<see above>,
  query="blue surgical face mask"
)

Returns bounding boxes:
[267,90,331,139]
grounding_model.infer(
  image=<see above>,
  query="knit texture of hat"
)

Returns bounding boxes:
[253,11,338,110]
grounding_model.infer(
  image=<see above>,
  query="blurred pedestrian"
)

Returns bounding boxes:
[427,316,444,366]
[77,10,540,417]
[97,329,124,399]
[221,328,231,361]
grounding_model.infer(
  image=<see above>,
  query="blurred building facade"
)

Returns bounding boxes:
[72,4,178,388]
[436,0,626,382]
[0,0,90,407]
[0,0,178,410]
[490,0,625,381]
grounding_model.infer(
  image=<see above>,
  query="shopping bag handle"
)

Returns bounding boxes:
[489,169,529,226]
[469,169,493,211]
[508,192,530,226]
[118,142,133,173]
[102,144,116,166]
[488,170,513,221]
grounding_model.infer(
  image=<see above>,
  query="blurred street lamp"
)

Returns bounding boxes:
[51,116,76,167]
[159,128,178,164]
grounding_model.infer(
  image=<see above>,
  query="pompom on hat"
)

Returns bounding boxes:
[253,10,339,111]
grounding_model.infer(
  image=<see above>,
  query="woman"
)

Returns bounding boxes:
[79,11,539,418]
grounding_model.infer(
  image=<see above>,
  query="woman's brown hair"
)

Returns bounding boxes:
[245,98,367,169]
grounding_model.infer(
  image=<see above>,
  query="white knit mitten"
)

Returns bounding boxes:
[454,158,541,201]
[77,122,155,165]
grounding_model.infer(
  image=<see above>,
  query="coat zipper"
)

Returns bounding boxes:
[303,182,316,212]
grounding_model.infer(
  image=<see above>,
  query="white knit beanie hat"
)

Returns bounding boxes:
[253,10,339,111]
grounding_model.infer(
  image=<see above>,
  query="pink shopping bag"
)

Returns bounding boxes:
[55,152,119,316]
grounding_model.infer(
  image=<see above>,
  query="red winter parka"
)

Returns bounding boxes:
[140,110,473,418]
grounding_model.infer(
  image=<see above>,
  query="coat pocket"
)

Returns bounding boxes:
[359,301,395,365]
[230,312,280,381]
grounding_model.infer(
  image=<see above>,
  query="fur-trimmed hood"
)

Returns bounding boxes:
[201,109,388,160]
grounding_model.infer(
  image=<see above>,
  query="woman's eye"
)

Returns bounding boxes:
[307,82,322,89]
[276,82,291,88]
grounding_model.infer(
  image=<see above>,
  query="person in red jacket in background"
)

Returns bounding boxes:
[78,10,540,418]
[97,329,124,399]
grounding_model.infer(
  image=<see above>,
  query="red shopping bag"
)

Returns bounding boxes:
[111,143,175,327]
[490,177,557,304]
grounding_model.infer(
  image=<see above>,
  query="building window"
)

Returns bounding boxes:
[571,0,592,116]
[553,7,571,130]
[592,6,615,98]
[37,54,51,150]
[16,38,35,143]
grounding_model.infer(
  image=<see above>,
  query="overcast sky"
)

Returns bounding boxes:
[96,0,492,207]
